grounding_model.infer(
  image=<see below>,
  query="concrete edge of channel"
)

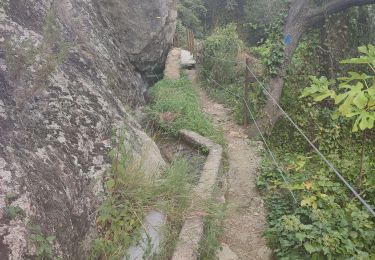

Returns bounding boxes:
[171,129,224,260]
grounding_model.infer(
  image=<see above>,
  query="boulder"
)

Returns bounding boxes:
[0,0,175,258]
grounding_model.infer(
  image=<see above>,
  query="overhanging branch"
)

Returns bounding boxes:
[307,0,375,26]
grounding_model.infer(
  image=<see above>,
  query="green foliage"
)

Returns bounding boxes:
[90,129,197,259]
[301,44,375,132]
[150,76,224,145]
[259,41,375,259]
[258,151,375,259]
[178,0,206,38]
[5,206,24,220]
[251,11,286,77]
[29,225,56,260]
[201,23,243,85]
[253,39,283,77]
[3,193,24,220]
[267,205,374,259]
[198,23,257,124]
[198,200,225,260]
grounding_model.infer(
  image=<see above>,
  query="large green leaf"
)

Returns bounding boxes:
[353,91,368,109]
[338,72,371,82]
[340,44,375,66]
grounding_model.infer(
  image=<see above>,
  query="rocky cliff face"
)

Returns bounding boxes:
[0,0,176,259]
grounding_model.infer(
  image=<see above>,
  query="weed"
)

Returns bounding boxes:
[4,193,18,204]
[198,199,225,260]
[90,131,151,259]
[29,225,56,260]
[90,129,197,259]
[150,74,228,259]
[5,206,24,220]
[153,159,197,259]
[3,193,24,220]
[150,76,225,145]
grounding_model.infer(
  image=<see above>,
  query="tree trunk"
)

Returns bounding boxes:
[249,0,375,136]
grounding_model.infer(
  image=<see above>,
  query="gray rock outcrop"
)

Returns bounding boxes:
[0,0,176,259]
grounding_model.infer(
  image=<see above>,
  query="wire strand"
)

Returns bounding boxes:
[205,75,297,203]
[243,98,298,203]
[245,65,375,217]
[197,55,375,216]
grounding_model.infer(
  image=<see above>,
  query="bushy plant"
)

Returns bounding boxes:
[260,44,375,259]
[301,44,375,132]
[201,23,243,85]
[178,0,206,38]
[259,151,375,259]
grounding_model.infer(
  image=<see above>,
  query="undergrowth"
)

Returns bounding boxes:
[90,129,197,259]
[198,197,226,260]
[200,23,266,124]
[29,224,56,260]
[258,149,375,259]
[150,76,225,145]
[256,39,375,259]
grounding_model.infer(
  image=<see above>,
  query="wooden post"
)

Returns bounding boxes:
[186,29,195,55]
[244,57,250,127]
[191,31,195,57]
[174,33,179,47]
[187,29,191,53]
[190,30,193,54]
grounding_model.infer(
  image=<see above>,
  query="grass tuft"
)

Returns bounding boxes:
[150,76,225,145]
[90,129,197,259]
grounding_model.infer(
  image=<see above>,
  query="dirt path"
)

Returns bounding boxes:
[186,70,272,260]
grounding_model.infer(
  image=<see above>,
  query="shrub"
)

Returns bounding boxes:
[201,23,243,85]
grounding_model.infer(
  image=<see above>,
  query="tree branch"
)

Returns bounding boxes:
[307,0,375,26]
